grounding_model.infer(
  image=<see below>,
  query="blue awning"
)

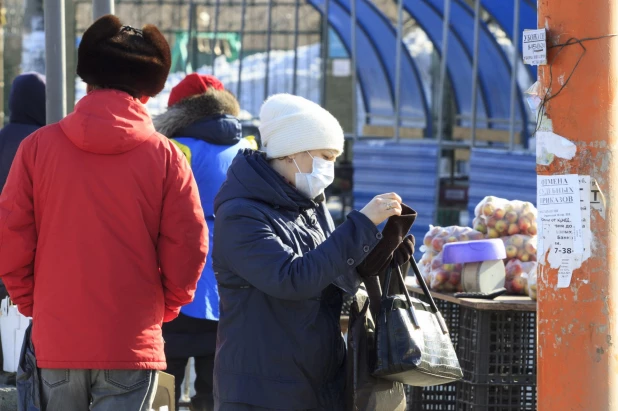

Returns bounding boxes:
[404,0,489,128]
[482,0,538,80]
[424,0,528,136]
[308,0,396,121]
[340,0,431,131]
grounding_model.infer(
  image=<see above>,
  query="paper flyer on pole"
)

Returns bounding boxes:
[537,174,583,288]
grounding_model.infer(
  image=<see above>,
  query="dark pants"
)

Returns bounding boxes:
[163,313,218,411]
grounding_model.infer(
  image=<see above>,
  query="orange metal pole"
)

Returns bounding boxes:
[537,1,618,410]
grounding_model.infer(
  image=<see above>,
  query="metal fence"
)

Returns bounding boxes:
[4,0,536,141]
[1,0,538,224]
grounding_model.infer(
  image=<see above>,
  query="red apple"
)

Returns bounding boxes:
[494,208,506,219]
[431,257,444,270]
[519,217,531,233]
[432,237,446,252]
[506,211,519,223]
[528,224,538,236]
[433,271,450,285]
[449,272,461,285]
[487,228,500,238]
[508,223,520,236]
[487,217,498,228]
[506,245,518,259]
[510,276,526,294]
[505,279,515,294]
[506,260,524,275]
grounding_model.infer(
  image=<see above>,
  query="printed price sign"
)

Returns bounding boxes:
[523,29,547,66]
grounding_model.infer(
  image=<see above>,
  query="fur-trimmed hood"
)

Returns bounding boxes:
[154,88,242,146]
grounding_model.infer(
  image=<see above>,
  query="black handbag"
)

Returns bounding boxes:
[345,286,406,411]
[372,258,463,386]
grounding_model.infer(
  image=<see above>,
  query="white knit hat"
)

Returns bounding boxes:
[258,94,345,159]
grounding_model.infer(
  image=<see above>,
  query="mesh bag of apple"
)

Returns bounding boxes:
[473,196,539,295]
[420,225,484,292]
[505,259,538,297]
[472,196,538,238]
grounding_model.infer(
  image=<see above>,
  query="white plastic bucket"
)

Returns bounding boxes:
[0,297,31,372]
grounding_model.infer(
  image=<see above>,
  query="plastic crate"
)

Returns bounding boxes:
[407,292,460,411]
[410,291,460,347]
[456,381,537,410]
[407,382,458,411]
[457,307,536,385]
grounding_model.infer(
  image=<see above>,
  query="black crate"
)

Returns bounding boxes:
[407,293,460,411]
[410,291,460,347]
[457,307,536,385]
[407,383,458,411]
[456,381,537,410]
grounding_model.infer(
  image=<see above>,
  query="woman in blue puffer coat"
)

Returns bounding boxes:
[154,74,256,411]
[212,94,410,410]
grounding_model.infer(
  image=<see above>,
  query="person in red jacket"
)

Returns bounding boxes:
[0,15,208,411]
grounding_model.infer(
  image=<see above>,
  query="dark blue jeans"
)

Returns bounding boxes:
[40,369,158,411]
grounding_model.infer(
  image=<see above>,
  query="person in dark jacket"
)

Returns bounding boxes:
[0,72,46,192]
[212,94,412,410]
[154,73,255,411]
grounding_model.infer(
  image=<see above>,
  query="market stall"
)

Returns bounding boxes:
[406,195,538,410]
[405,280,536,410]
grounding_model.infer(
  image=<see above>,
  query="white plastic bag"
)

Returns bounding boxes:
[0,297,31,372]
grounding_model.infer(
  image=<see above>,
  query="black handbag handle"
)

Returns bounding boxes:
[381,261,421,329]
[382,258,449,335]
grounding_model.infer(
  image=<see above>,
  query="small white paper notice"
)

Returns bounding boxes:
[523,29,547,66]
[332,59,351,77]
[537,174,583,288]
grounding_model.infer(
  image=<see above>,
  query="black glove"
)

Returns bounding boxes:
[356,204,417,279]
[393,235,415,266]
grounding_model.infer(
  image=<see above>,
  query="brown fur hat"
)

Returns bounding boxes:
[77,15,171,97]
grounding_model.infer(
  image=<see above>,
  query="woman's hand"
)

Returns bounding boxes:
[360,193,403,226]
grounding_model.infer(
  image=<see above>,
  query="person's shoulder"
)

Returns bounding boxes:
[217,197,270,220]
[18,123,58,149]
[143,131,188,162]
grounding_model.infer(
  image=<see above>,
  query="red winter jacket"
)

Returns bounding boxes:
[0,90,208,370]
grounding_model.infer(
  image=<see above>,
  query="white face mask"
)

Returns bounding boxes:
[293,152,335,199]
